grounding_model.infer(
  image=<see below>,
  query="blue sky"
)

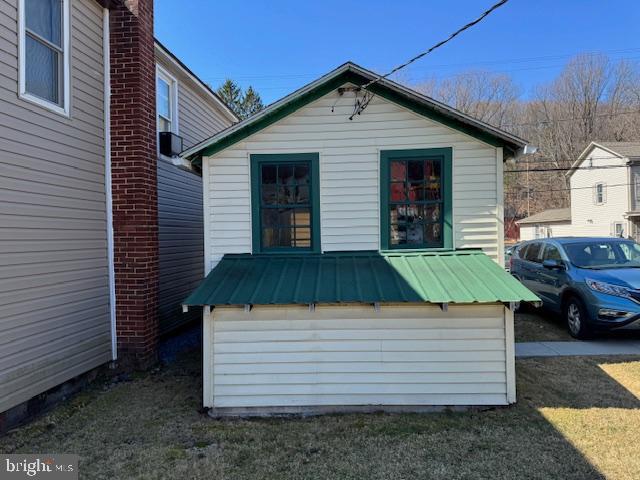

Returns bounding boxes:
[155,0,640,104]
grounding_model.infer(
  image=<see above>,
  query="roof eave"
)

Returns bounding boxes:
[182,62,529,162]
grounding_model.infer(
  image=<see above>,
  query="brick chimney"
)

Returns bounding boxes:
[109,0,159,368]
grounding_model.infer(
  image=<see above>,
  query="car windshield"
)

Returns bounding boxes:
[564,240,640,269]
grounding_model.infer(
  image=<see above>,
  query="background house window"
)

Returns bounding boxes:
[634,174,640,210]
[250,153,320,253]
[19,0,69,113]
[156,66,178,134]
[612,222,624,237]
[594,182,606,205]
[380,148,453,250]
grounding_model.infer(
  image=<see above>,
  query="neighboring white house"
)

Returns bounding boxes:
[518,141,640,241]
[518,208,572,240]
[181,62,538,415]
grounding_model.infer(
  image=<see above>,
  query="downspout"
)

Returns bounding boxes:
[103,7,117,360]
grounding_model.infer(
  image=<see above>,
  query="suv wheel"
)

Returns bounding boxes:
[563,296,592,339]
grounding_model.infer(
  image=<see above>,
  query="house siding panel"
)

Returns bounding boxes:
[155,56,234,334]
[0,0,110,413]
[205,304,511,410]
[569,146,629,237]
[203,90,501,268]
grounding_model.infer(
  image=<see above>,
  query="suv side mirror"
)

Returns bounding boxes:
[542,259,565,270]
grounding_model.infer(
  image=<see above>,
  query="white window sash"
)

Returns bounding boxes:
[156,65,179,135]
[18,0,70,116]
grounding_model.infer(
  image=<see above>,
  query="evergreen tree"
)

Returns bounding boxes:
[240,86,264,119]
[216,79,264,120]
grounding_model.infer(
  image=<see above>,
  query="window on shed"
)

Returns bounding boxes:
[19,0,69,113]
[381,148,452,250]
[250,153,320,253]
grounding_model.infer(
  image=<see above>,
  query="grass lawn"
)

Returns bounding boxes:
[514,308,575,342]
[2,351,640,479]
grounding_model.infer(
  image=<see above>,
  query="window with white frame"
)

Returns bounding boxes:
[594,182,606,205]
[19,0,69,114]
[156,66,178,134]
[612,221,624,238]
[634,174,640,210]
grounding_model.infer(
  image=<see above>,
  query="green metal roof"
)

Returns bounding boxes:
[184,250,539,307]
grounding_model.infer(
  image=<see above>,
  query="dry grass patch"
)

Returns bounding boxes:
[514,309,574,342]
[1,353,639,479]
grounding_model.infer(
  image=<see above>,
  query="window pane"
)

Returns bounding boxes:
[294,164,309,184]
[261,209,279,228]
[26,0,61,46]
[425,179,441,201]
[261,185,277,205]
[296,185,309,204]
[391,161,406,181]
[261,164,277,184]
[278,185,295,205]
[278,165,294,184]
[408,183,424,201]
[262,228,278,248]
[25,36,58,103]
[424,204,441,222]
[157,77,171,119]
[277,208,295,227]
[406,204,423,223]
[390,182,406,201]
[158,117,171,133]
[408,160,424,181]
[295,227,311,247]
[424,223,442,244]
[293,208,310,226]
[407,223,424,244]
[278,227,294,247]
[391,224,407,245]
[425,160,440,180]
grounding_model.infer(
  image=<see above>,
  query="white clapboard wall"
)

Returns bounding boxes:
[203,304,515,411]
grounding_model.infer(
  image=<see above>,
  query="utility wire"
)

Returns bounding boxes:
[505,163,630,173]
[505,182,635,194]
[349,0,511,119]
[501,109,640,128]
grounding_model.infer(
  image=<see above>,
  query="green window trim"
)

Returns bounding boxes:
[380,148,453,250]
[250,152,321,254]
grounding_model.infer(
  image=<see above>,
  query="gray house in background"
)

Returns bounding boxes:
[0,0,236,424]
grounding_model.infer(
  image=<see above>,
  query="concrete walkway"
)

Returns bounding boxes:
[516,340,640,357]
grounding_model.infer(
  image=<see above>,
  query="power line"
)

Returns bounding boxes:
[505,182,635,195]
[350,0,511,119]
[505,163,629,173]
[501,109,640,128]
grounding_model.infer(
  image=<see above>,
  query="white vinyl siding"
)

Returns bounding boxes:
[203,89,502,269]
[569,146,629,237]
[204,304,513,411]
[519,222,573,241]
[0,0,110,413]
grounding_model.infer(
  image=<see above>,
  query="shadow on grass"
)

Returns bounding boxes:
[2,347,639,479]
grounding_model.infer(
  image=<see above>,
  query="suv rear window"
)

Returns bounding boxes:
[524,242,542,263]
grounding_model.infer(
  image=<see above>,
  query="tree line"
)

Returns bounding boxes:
[415,53,640,220]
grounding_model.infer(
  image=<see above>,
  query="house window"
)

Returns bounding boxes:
[156,66,178,134]
[250,153,320,253]
[612,222,624,237]
[380,148,453,250]
[594,182,606,205]
[534,224,542,239]
[19,0,70,115]
[634,174,640,210]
